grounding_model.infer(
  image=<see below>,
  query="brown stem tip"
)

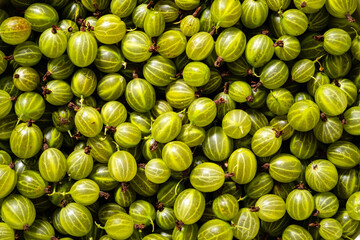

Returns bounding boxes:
[175,220,184,231]
[3,55,14,61]
[84,146,91,154]
[10,96,17,102]
[250,206,260,212]
[251,81,262,92]
[155,201,164,212]
[320,112,327,122]
[209,26,217,36]
[149,140,158,152]
[346,12,356,23]
[138,163,146,169]
[23,224,30,232]
[214,56,223,67]
[121,182,129,193]
[43,71,51,81]
[223,82,229,94]
[134,223,146,230]
[333,79,341,87]
[214,97,226,105]
[67,102,79,111]
[309,222,321,228]
[339,114,347,125]
[261,163,270,172]
[51,25,60,34]
[192,6,202,17]
[61,199,68,208]
[273,40,284,47]
[313,209,319,217]
[293,183,305,190]
[313,35,324,42]
[225,172,235,179]
[105,126,117,133]
[272,128,284,138]
[246,95,254,102]
[8,162,15,169]
[300,1,307,8]
[44,185,52,194]
[72,131,82,140]
[99,191,110,199]
[27,119,35,127]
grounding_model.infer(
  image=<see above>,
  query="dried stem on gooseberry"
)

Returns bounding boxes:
[293,183,305,190]
[99,191,110,200]
[51,25,61,34]
[43,71,52,81]
[134,223,146,230]
[209,26,217,36]
[67,102,79,111]
[192,6,202,17]
[8,162,15,169]
[155,202,164,212]
[105,126,117,134]
[313,35,324,42]
[43,138,49,150]
[27,119,35,127]
[147,0,154,9]
[23,224,30,232]
[300,1,307,8]
[175,220,184,231]
[10,96,17,102]
[42,86,52,99]
[261,163,270,172]
[313,209,320,217]
[44,185,52,194]
[84,146,91,154]
[138,163,146,169]
[309,222,321,228]
[121,182,129,193]
[149,140,158,151]
[273,40,284,47]
[333,79,341,87]
[262,29,270,35]
[72,131,82,140]
[250,206,260,212]
[320,112,327,122]
[225,172,235,179]
[246,95,254,102]
[149,41,159,53]
[214,97,226,105]
[60,199,68,208]
[14,74,19,78]
[272,128,284,138]
[3,55,13,61]
[214,56,223,67]
[339,114,347,125]
[223,82,229,94]
[251,81,262,92]
[346,12,355,23]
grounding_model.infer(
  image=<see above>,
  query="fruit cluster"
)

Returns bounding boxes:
[0,0,360,239]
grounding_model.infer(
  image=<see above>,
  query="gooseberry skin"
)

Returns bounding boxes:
[94,14,126,45]
[190,162,225,193]
[0,17,32,45]
[287,100,320,132]
[174,188,205,225]
[315,84,347,117]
